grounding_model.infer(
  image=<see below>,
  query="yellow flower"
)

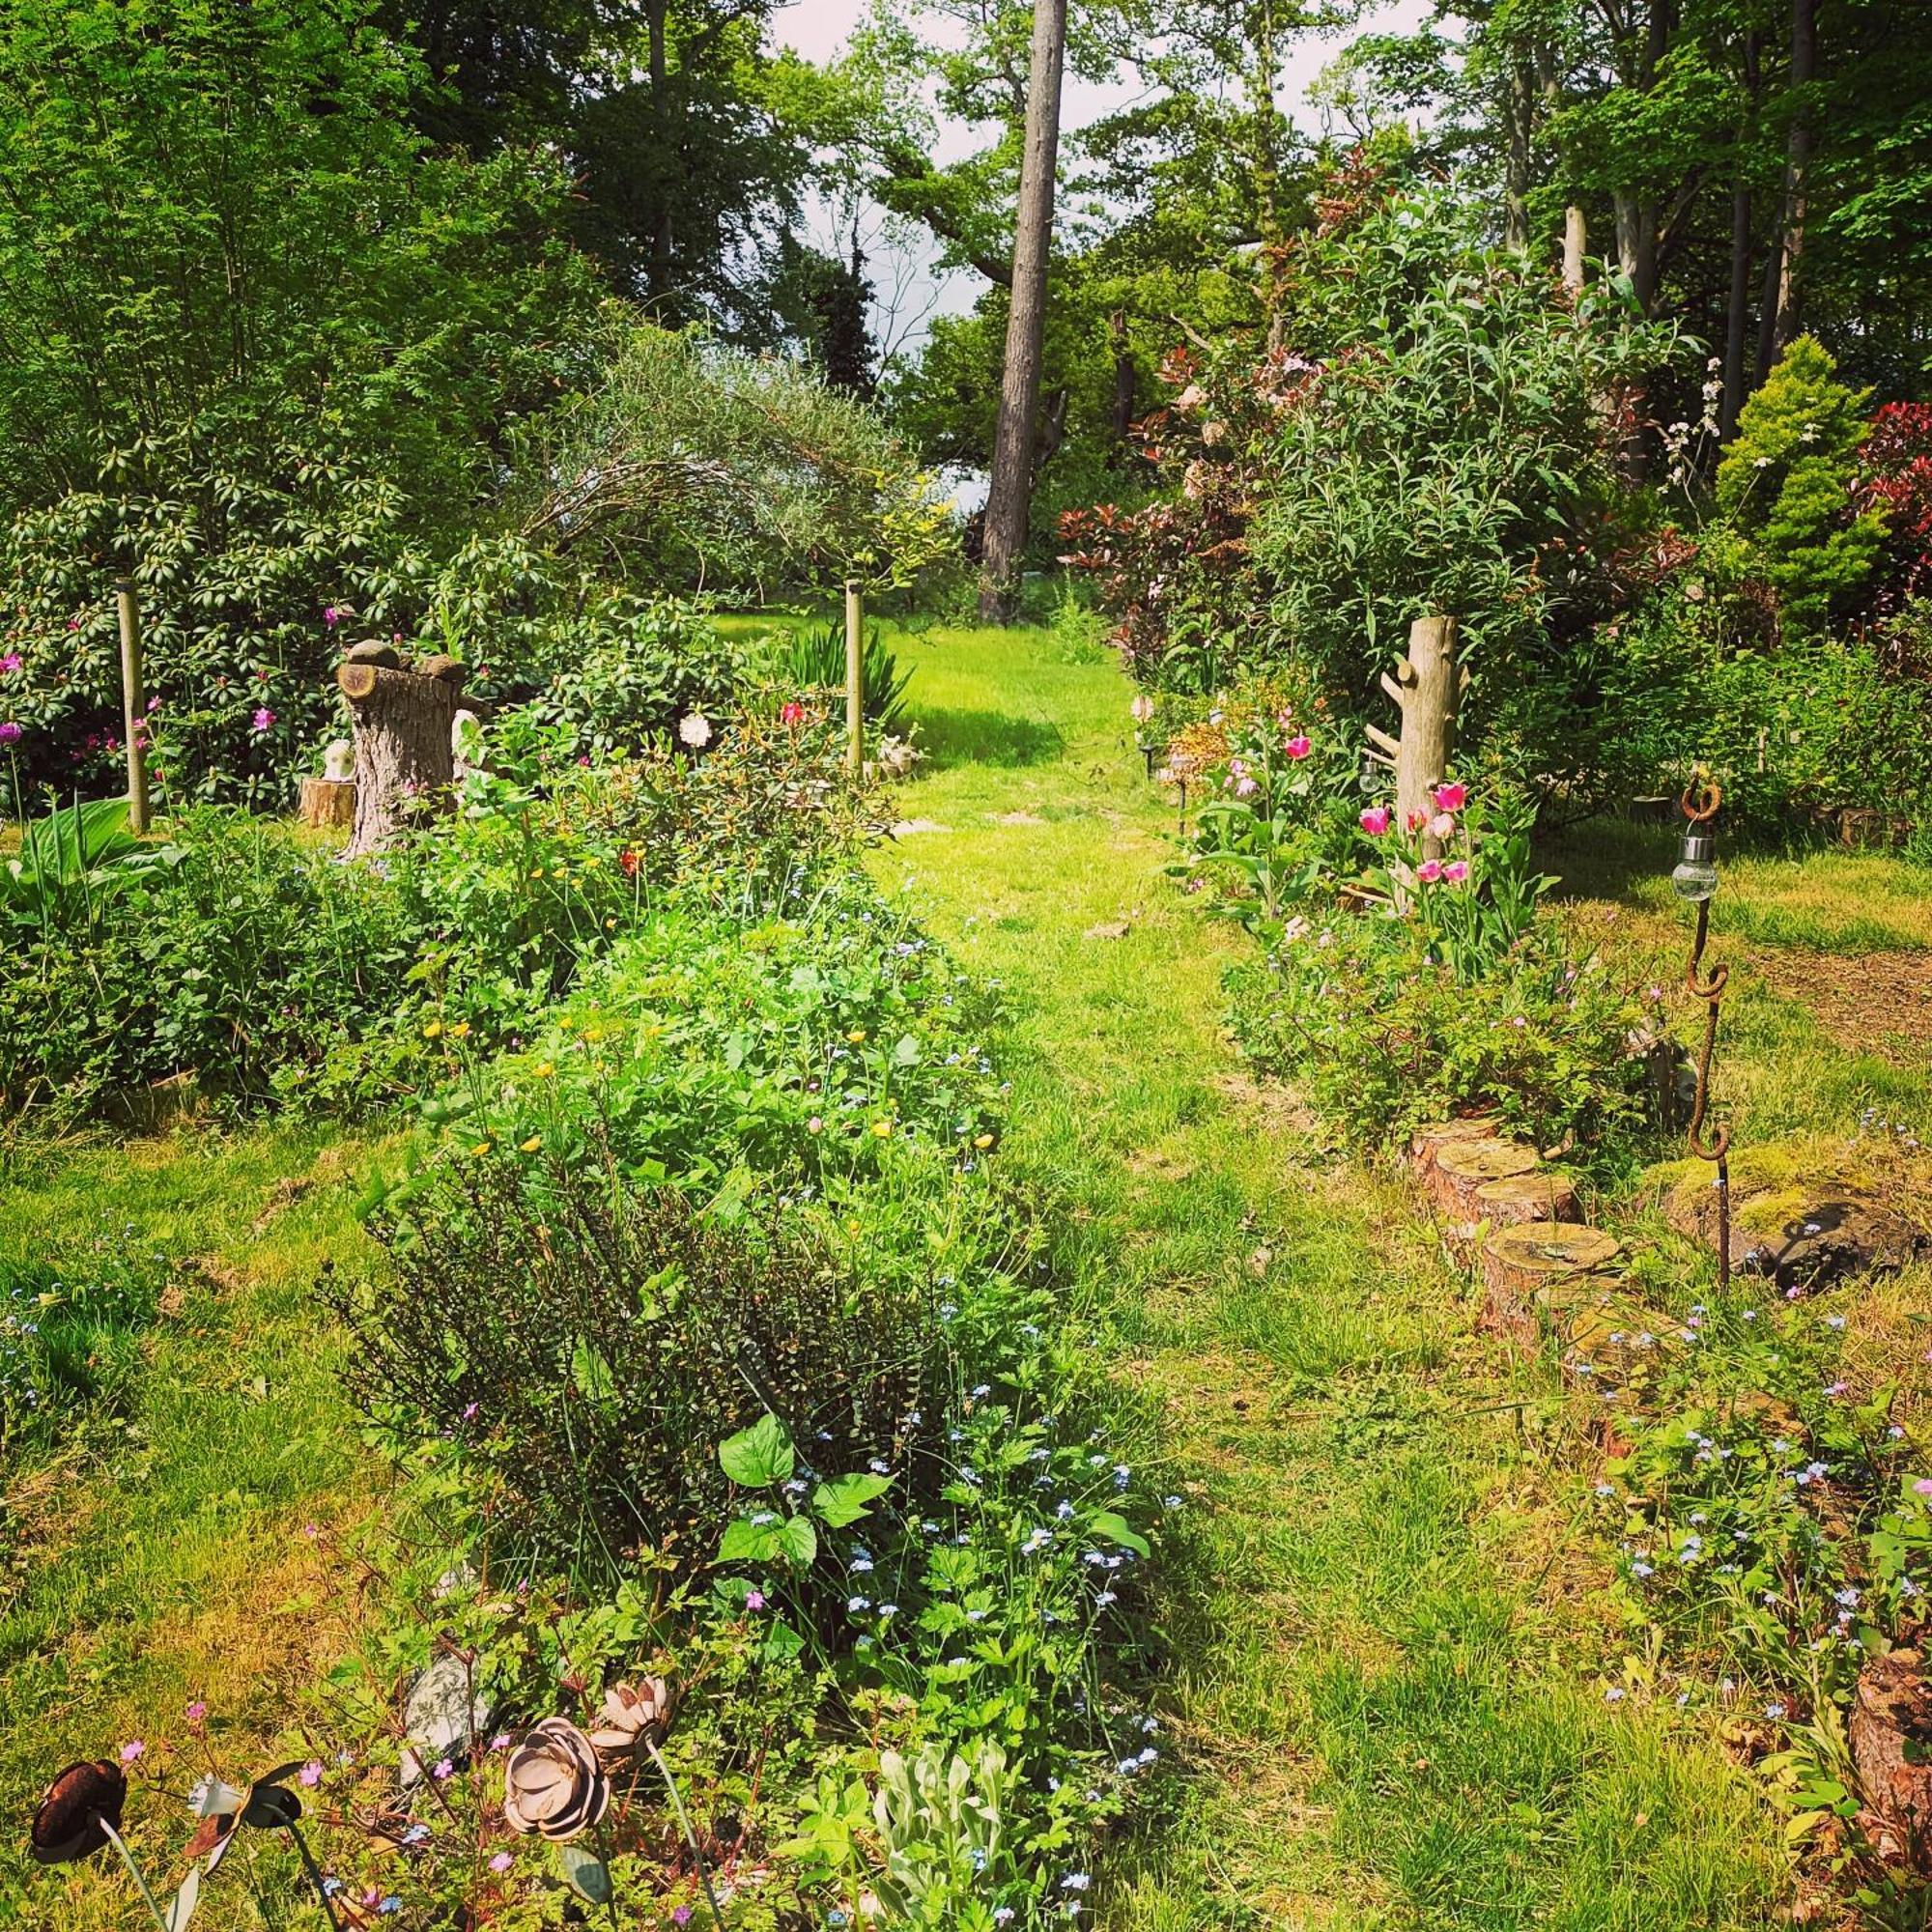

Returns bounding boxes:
[471,1141,493,1156]
[975,1133,994,1150]
[871,1121,893,1138]
[847,1029,867,1044]
[605,917,617,929]
[423,1020,443,1038]
[846,1218,862,1236]
[520,1135,543,1153]
[529,867,545,879]
[448,1022,471,1039]
[533,1061,555,1078]
[551,866,567,879]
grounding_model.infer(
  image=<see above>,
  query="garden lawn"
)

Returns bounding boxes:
[873,621,1788,1929]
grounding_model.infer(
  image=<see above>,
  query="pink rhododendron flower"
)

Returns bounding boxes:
[250,707,275,733]
[780,700,804,725]
[1433,782,1466,811]
[1428,811,1455,838]
[1416,859,1444,884]
[1359,807,1391,835]
[1444,860,1470,883]
[1284,734,1312,759]
[0,652,19,673]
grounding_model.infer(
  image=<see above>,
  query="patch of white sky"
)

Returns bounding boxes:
[771,0,1433,369]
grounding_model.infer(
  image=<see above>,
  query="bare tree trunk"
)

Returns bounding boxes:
[1771,0,1816,361]
[1755,232,1784,387]
[1562,205,1587,292]
[1719,34,1761,440]
[977,0,1067,624]
[1504,63,1533,250]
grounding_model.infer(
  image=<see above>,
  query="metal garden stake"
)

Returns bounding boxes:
[1673,779,1731,1291]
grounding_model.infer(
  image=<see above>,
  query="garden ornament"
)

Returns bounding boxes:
[586,1678,677,1769]
[1675,778,1732,1291]
[323,739,354,782]
[29,1759,175,1931]
[501,1718,611,1840]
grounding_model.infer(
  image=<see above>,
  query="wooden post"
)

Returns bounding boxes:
[1364,614,1462,860]
[844,578,864,777]
[114,576,151,834]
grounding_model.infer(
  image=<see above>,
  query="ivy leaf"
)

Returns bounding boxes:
[719,1411,794,1488]
[812,1471,893,1527]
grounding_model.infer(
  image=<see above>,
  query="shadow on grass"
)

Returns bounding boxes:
[908,706,1065,768]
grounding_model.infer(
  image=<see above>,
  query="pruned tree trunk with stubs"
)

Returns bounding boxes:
[1770,0,1817,362]
[1561,206,1587,293]
[336,642,465,858]
[1365,615,1462,863]
[977,0,1067,624]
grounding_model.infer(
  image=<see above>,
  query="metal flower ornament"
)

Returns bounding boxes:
[1673,777,1733,1290]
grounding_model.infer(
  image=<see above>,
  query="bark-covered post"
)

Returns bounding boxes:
[335,640,464,858]
[844,578,865,777]
[114,576,151,834]
[1364,615,1462,860]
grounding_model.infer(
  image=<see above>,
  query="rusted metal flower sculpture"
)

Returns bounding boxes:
[30,1760,127,1864]
[585,1679,676,1771]
[502,1719,611,1841]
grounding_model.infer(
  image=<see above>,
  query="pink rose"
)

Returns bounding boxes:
[1444,860,1469,884]
[1284,735,1312,759]
[1359,807,1391,836]
[1416,859,1444,884]
[1432,782,1466,811]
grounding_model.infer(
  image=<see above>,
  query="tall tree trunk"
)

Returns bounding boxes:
[647,0,672,307]
[978,0,1067,624]
[1108,308,1135,450]
[1719,31,1761,440]
[1771,0,1816,360]
[1504,63,1533,249]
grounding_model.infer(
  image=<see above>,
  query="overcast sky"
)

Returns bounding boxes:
[772,0,1432,369]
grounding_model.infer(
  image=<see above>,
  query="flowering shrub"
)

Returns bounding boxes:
[1854,401,1932,616]
[1229,918,1650,1155]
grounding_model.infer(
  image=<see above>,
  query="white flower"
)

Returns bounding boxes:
[678,713,713,748]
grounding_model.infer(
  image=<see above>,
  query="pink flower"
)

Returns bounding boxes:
[489,1852,513,1873]
[1284,734,1312,759]
[250,706,275,733]
[121,1742,145,1763]
[1443,860,1470,884]
[0,722,19,745]
[1432,782,1466,811]
[433,1758,453,1780]
[1428,811,1455,839]
[1359,807,1390,836]
[298,1760,324,1788]
[1416,859,1444,884]
[780,700,804,725]
[1234,776,1259,798]
[185,1700,207,1724]
[1915,1479,1932,1498]
[674,1910,694,1927]
[746,1589,766,1610]
[1406,810,1427,834]
[323,606,340,628]
[0,652,19,673]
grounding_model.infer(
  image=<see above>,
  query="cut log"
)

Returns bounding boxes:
[1430,1139,1539,1219]
[1850,1649,1932,1871]
[298,776,356,832]
[419,653,469,689]
[1474,1171,1580,1226]
[1407,1118,1498,1187]
[1481,1223,1622,1347]
[343,638,403,669]
[335,660,458,858]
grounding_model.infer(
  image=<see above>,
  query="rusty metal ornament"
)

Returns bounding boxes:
[1679,781,1732,1289]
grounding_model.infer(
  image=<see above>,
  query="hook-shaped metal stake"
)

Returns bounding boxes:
[1680,780,1731,1289]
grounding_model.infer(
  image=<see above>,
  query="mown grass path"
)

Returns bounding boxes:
[876,622,1784,1931]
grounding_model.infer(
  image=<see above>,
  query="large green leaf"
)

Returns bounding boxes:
[719,1411,794,1488]
[812,1471,893,1528]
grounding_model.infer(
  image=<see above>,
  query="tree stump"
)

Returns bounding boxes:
[1850,1649,1932,1870]
[336,649,465,858]
[1429,1139,1539,1219]
[1481,1223,1622,1346]
[299,777,356,832]
[1407,1118,1498,1189]
[1474,1171,1581,1227]
[1363,614,1463,861]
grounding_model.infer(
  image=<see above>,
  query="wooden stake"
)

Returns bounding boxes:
[114,575,151,834]
[844,578,864,777]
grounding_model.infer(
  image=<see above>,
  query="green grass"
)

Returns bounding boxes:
[9,617,1926,1926]
[871,624,1787,1928]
